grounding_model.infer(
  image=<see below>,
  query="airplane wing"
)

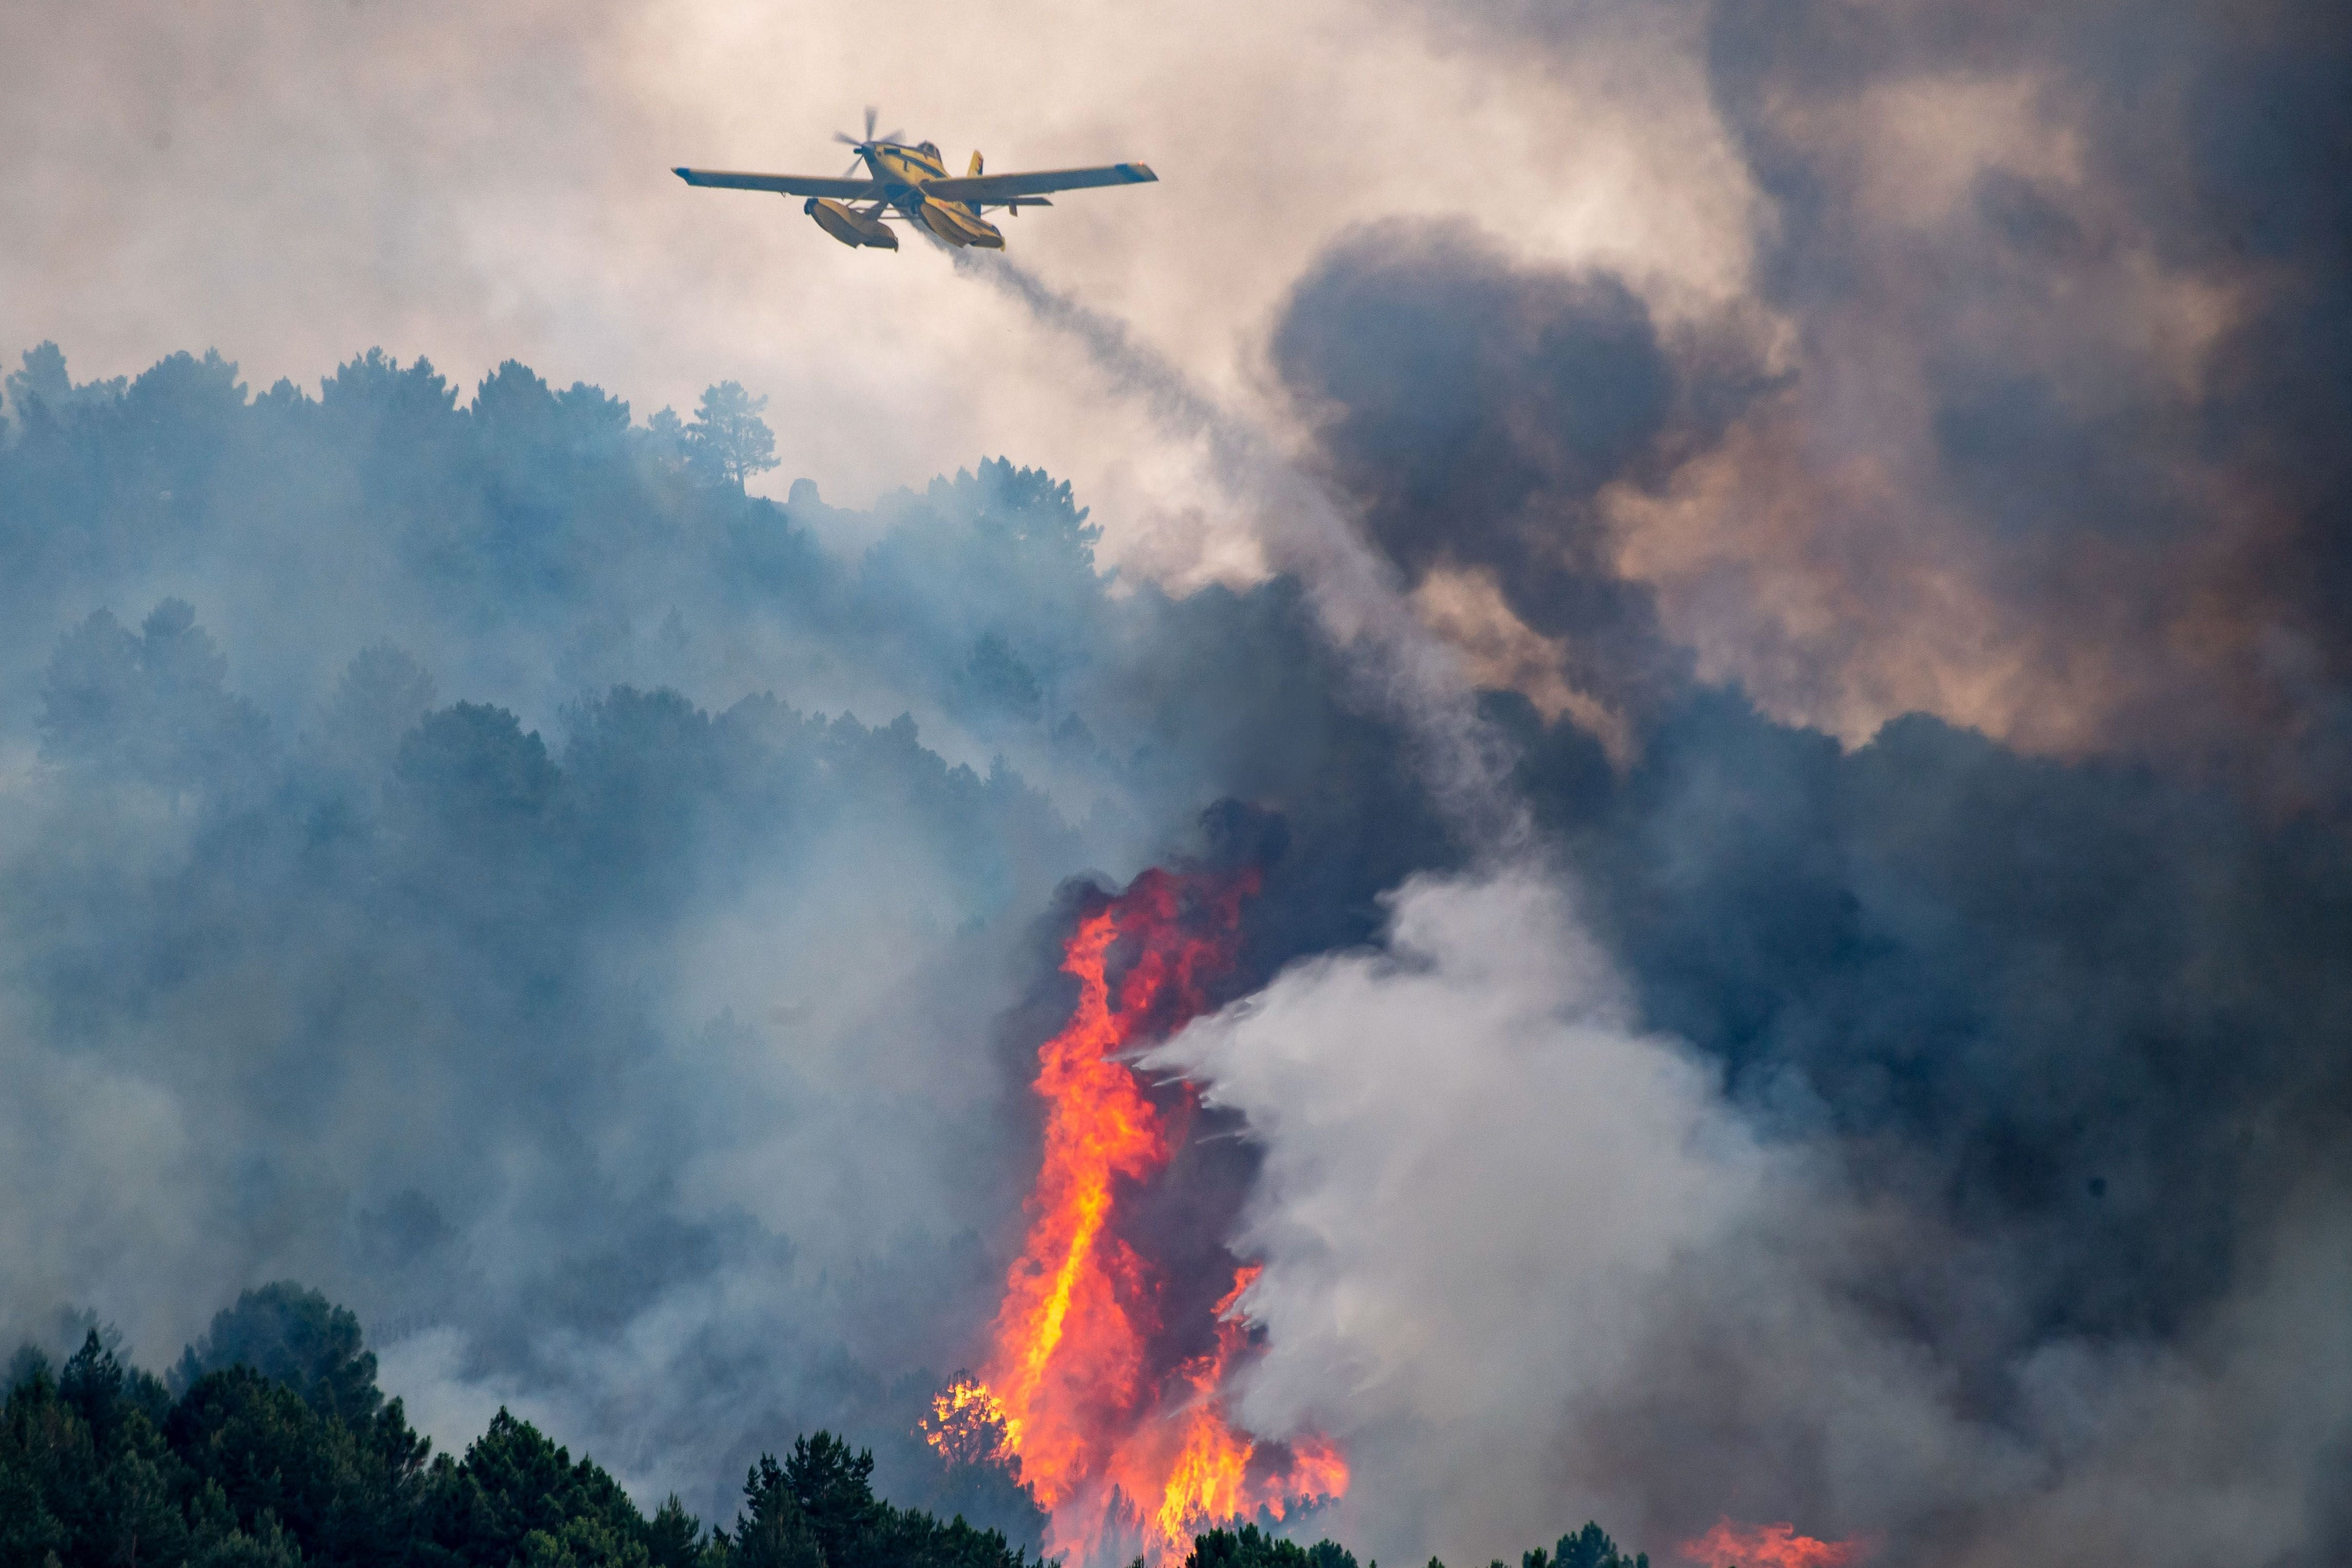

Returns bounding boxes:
[920,163,1158,203]
[674,167,881,198]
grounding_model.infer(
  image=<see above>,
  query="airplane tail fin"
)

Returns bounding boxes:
[967,150,984,177]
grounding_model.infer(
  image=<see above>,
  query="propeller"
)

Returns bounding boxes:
[833,105,905,174]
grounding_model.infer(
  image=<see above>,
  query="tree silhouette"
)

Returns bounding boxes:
[3,1281,1655,1568]
[687,381,779,489]
[40,599,270,795]
[174,1282,384,1425]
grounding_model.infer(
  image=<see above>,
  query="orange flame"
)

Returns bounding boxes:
[1677,1519,1869,1568]
[923,1375,1016,1468]
[930,868,1346,1567]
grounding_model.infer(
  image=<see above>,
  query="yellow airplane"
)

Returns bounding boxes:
[674,107,1157,252]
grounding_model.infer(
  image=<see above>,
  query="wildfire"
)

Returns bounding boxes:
[925,867,1346,1567]
[923,1376,1017,1468]
[1677,1520,1869,1568]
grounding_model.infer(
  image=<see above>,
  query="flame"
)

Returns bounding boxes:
[927,867,1346,1566]
[923,1375,1016,1467]
[1677,1519,1869,1568]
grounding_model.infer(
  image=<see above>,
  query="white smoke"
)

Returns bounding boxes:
[1144,870,1769,1560]
[1147,869,2352,1568]
[955,250,1525,850]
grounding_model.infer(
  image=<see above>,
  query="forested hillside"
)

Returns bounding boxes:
[0,343,1447,1528]
[0,1284,1648,1568]
[7,337,2343,1561]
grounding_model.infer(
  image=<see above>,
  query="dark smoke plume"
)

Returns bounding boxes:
[1158,2,2352,1562]
[5,2,2350,1556]
[1380,0,2352,800]
[1273,223,1773,724]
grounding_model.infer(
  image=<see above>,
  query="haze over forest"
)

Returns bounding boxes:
[3,1,2347,1566]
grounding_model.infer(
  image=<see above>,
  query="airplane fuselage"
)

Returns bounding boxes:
[861,142,1003,249]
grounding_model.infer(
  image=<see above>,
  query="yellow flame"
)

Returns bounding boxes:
[923,1375,1021,1468]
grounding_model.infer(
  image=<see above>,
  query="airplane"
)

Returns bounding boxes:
[673,107,1156,252]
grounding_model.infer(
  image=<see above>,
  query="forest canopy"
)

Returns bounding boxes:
[4,335,2344,1562]
[0,1283,1642,1568]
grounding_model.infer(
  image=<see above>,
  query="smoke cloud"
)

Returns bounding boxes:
[1146,871,1771,1560]
[0,345,1465,1531]
[5,0,2349,1563]
[1378,0,2352,797]
[1154,845,2350,1566]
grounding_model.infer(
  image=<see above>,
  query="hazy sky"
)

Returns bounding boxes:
[18,0,2338,790]
[1,0,1748,580]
